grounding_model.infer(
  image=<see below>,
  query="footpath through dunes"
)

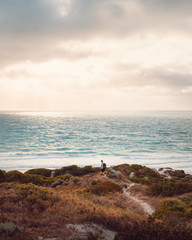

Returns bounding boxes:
[71,169,155,216]
[46,166,156,240]
[1,164,192,240]
[123,183,154,216]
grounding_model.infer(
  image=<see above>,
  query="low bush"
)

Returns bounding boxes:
[5,171,55,186]
[25,168,52,177]
[51,174,72,188]
[55,174,72,181]
[155,196,192,221]
[16,183,51,211]
[114,164,141,176]
[51,179,65,188]
[2,170,73,187]
[83,181,123,195]
[107,169,121,178]
[17,183,50,202]
[6,171,27,183]
[0,170,6,183]
[115,218,192,240]
[155,198,186,219]
[54,165,99,177]
[147,181,192,197]
[173,170,186,178]
[25,174,54,185]
[129,164,144,172]
[114,164,161,182]
[139,167,160,179]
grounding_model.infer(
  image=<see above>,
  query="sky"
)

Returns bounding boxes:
[0,0,192,111]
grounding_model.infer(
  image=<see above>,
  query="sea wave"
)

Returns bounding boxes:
[0,111,191,173]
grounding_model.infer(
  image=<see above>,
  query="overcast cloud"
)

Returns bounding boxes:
[0,0,192,110]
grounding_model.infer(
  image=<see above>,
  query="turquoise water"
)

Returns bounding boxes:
[0,111,192,173]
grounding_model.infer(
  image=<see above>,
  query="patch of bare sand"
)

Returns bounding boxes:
[65,223,117,240]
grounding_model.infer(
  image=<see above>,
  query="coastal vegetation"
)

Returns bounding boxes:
[54,165,99,177]
[82,181,123,195]
[147,181,192,196]
[0,164,192,239]
[25,168,52,177]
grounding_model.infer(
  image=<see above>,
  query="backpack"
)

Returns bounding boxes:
[103,163,106,170]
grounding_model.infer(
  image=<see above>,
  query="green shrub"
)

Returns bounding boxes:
[5,170,73,187]
[17,183,49,201]
[173,170,186,178]
[80,165,99,175]
[5,170,57,186]
[113,164,131,176]
[50,175,72,188]
[114,218,192,240]
[114,164,143,176]
[129,164,144,172]
[0,170,6,183]
[114,164,161,182]
[147,181,192,196]
[83,181,122,195]
[55,174,72,181]
[25,174,54,185]
[155,198,186,219]
[54,165,99,177]
[139,167,160,179]
[6,171,28,183]
[107,169,121,178]
[25,168,52,177]
[16,183,50,210]
[155,197,192,221]
[0,182,18,190]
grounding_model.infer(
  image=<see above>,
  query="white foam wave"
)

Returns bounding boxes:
[0,152,191,173]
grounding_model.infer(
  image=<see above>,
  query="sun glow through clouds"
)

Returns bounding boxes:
[0,0,192,111]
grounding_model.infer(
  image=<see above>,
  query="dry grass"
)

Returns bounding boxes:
[0,181,145,239]
[49,186,144,230]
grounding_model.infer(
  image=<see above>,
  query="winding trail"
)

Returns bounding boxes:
[123,183,154,216]
[100,174,155,216]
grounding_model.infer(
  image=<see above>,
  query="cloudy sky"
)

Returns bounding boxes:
[0,0,192,111]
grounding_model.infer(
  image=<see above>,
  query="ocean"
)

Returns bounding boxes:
[0,111,192,173]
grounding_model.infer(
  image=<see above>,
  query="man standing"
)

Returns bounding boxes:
[101,160,106,172]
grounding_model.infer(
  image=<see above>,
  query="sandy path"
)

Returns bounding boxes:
[123,183,154,216]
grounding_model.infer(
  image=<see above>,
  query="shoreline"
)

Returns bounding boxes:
[1,152,192,174]
[1,163,192,176]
